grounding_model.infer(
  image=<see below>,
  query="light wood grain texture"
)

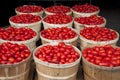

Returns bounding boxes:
[0,55,31,80]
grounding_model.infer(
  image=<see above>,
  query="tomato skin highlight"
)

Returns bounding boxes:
[10,14,41,24]
[35,42,80,64]
[0,27,36,41]
[0,42,30,64]
[41,27,77,40]
[80,27,117,41]
[82,45,120,67]
[72,3,99,13]
[44,14,73,24]
[46,5,71,14]
[75,15,104,25]
[16,5,43,13]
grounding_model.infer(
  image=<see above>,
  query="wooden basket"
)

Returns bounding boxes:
[44,10,72,16]
[82,54,120,80]
[40,28,78,47]
[15,8,44,17]
[0,33,38,52]
[9,18,42,33]
[74,17,106,33]
[79,30,119,51]
[71,9,100,18]
[42,16,73,29]
[0,54,31,80]
[33,43,82,80]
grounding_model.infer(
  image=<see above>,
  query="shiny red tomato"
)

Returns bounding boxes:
[0,42,30,64]
[83,45,120,67]
[35,42,80,64]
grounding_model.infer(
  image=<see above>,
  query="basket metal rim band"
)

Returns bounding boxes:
[0,69,29,80]
[36,69,77,79]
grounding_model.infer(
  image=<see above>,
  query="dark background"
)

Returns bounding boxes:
[0,0,120,46]
[0,0,120,26]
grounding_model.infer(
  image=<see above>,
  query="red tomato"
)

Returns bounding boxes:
[35,42,80,64]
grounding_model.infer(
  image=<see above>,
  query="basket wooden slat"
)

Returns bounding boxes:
[33,43,82,80]
[82,56,120,80]
[0,55,31,80]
